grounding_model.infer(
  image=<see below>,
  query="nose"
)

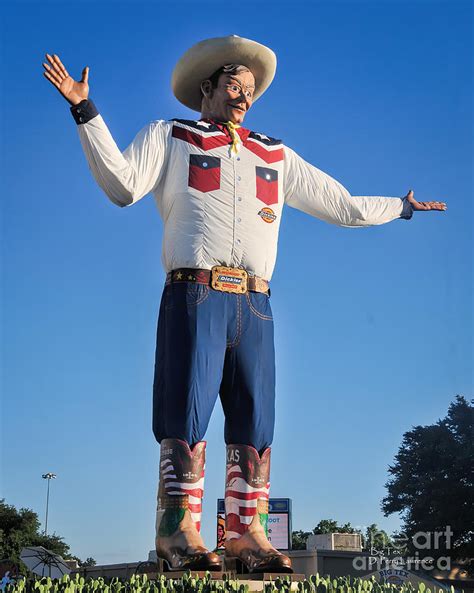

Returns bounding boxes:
[239,90,252,110]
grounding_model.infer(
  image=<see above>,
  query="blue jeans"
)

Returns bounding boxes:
[152,282,275,452]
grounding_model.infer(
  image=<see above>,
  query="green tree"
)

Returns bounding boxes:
[313,519,360,535]
[0,499,95,574]
[382,395,474,563]
[291,530,312,550]
[362,523,394,553]
[82,557,97,567]
[68,555,97,568]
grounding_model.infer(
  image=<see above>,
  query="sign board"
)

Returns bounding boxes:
[217,498,292,550]
[362,568,449,590]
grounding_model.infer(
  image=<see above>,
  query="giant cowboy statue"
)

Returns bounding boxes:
[42,35,447,574]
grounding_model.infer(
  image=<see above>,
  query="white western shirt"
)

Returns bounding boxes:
[71,100,412,281]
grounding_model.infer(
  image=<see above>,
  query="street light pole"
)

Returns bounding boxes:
[42,473,57,536]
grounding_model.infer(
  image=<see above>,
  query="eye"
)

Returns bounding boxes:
[229,85,240,92]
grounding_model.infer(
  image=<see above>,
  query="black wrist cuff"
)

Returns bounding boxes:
[70,99,99,125]
[400,197,414,220]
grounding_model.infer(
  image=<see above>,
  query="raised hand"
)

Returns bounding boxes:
[405,189,447,212]
[42,53,89,106]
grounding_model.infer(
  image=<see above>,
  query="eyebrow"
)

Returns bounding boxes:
[227,75,255,89]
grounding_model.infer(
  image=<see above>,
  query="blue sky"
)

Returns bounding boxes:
[1,0,472,566]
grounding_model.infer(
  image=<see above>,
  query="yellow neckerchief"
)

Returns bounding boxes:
[225,121,242,154]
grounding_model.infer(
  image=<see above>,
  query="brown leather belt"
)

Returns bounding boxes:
[165,266,270,295]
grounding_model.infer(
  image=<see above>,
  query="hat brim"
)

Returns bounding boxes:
[172,35,277,112]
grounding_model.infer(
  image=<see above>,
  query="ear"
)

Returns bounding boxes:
[200,80,213,98]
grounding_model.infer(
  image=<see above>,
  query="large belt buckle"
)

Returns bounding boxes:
[211,266,248,294]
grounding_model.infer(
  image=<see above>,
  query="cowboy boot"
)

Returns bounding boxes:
[155,438,221,571]
[224,444,293,573]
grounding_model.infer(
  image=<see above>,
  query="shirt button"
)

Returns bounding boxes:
[237,197,242,202]
[237,157,241,161]
[77,108,81,113]
[265,174,271,180]
[237,175,241,181]
[202,162,208,168]
[79,117,83,122]
[237,217,242,223]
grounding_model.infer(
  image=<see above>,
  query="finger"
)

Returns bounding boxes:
[53,54,69,78]
[407,189,414,198]
[42,62,63,85]
[45,53,61,72]
[46,53,60,71]
[43,70,61,90]
[49,53,66,79]
[43,61,63,85]
[81,66,89,84]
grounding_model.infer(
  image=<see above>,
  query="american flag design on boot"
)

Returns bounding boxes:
[225,444,271,540]
[159,439,206,531]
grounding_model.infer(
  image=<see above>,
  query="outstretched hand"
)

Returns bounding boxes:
[405,189,447,212]
[42,53,89,106]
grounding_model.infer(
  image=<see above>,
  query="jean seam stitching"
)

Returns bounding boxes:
[188,286,210,307]
[227,295,242,349]
[246,292,273,320]
[165,285,210,310]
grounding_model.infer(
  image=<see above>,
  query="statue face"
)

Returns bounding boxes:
[202,70,255,124]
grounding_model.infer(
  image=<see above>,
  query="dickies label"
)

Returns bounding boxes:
[256,166,278,205]
[188,155,221,192]
[258,207,277,223]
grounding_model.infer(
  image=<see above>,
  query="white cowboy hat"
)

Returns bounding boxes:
[172,35,277,112]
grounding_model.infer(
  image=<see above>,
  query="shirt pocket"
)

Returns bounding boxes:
[256,166,278,206]
[188,154,221,192]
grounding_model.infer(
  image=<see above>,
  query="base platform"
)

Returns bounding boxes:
[223,556,296,577]
[157,570,224,579]
[137,559,303,585]
[224,573,305,581]
[136,570,303,581]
